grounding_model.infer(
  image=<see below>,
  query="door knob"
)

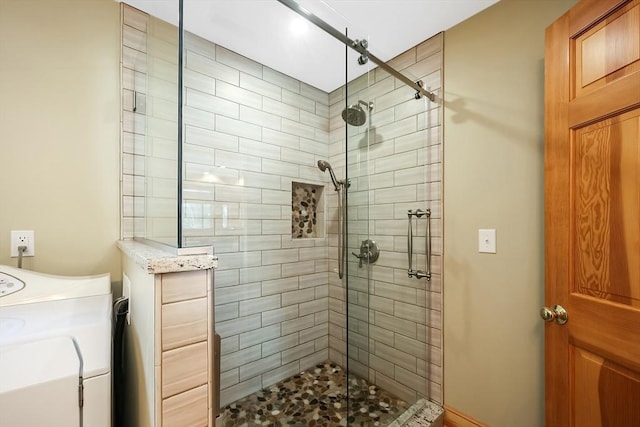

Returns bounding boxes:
[539,304,568,325]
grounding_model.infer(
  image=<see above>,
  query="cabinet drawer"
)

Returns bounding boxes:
[162,298,208,351]
[161,270,207,304]
[162,384,208,427]
[162,341,208,398]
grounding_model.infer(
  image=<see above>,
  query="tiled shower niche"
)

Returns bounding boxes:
[291,182,324,239]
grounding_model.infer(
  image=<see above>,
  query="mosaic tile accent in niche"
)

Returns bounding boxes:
[292,182,323,239]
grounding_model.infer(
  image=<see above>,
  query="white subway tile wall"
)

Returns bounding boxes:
[181,30,332,406]
[121,5,442,409]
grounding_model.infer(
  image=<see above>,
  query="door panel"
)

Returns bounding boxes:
[573,348,640,427]
[545,0,640,425]
[575,3,639,94]
[574,110,640,305]
[569,2,640,127]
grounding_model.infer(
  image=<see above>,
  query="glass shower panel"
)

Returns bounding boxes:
[132,7,179,246]
[180,0,354,417]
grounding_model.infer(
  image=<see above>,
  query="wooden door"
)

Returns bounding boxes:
[545,0,640,425]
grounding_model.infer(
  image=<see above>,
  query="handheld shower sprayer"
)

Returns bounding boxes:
[317,160,341,191]
[317,159,346,279]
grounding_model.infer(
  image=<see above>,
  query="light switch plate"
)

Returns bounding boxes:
[479,229,496,253]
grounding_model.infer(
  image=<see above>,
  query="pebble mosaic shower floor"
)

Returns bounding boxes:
[218,362,409,426]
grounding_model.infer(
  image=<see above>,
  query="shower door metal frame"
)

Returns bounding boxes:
[275,0,437,102]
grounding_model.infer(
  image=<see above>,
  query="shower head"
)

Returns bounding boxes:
[317,160,340,191]
[341,100,373,126]
[317,160,330,172]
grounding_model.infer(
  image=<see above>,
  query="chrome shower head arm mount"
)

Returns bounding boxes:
[357,100,374,110]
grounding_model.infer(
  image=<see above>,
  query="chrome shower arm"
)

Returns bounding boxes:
[357,100,373,111]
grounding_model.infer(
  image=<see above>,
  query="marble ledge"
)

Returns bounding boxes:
[117,239,218,274]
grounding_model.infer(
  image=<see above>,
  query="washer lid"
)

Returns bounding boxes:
[0,294,111,379]
[0,335,80,394]
[0,265,110,307]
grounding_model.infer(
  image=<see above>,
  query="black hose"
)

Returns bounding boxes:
[112,297,129,427]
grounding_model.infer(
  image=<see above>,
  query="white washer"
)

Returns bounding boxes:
[0,265,111,427]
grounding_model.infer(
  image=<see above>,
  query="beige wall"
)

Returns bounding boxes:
[443,0,576,425]
[0,0,121,279]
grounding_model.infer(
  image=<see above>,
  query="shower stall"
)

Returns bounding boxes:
[121,0,443,424]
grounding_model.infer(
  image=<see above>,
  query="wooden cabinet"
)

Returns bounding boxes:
[163,385,209,427]
[161,298,208,351]
[120,242,217,427]
[159,271,212,425]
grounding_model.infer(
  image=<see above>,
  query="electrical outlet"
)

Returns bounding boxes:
[10,230,35,257]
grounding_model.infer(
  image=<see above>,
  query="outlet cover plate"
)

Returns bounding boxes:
[10,230,35,257]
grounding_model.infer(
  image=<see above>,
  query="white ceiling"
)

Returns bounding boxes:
[121,0,499,92]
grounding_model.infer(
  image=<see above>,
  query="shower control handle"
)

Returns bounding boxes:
[351,251,364,268]
[351,239,380,268]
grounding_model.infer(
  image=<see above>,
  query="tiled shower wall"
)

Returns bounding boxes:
[181,32,334,406]
[327,34,444,405]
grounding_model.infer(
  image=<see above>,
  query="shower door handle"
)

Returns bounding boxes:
[407,209,431,281]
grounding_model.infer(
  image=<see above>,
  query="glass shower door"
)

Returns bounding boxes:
[343,34,445,425]
[342,60,386,422]
[343,58,419,426]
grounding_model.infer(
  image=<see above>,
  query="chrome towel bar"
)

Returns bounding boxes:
[407,209,431,281]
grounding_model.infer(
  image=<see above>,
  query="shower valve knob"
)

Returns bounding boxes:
[352,239,380,268]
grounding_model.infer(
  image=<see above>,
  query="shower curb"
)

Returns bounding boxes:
[389,399,444,427]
